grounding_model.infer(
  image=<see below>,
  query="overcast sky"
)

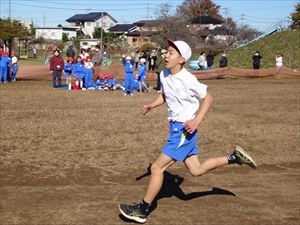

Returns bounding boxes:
[0,0,298,31]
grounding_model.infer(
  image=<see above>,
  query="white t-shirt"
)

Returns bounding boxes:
[12,56,18,64]
[160,67,207,123]
[276,56,283,67]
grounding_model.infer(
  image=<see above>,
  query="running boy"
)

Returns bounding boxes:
[118,40,257,223]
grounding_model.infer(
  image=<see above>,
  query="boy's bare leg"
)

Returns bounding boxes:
[143,153,175,204]
[184,155,228,177]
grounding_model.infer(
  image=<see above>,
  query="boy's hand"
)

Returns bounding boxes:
[184,119,199,134]
[141,104,152,115]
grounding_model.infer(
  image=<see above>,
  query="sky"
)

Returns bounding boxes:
[0,0,298,31]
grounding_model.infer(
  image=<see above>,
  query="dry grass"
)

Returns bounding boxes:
[0,78,299,225]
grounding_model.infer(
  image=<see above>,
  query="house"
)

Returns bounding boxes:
[189,16,223,31]
[35,27,77,40]
[122,20,159,48]
[108,24,137,36]
[66,12,117,38]
[187,16,233,42]
[79,39,101,50]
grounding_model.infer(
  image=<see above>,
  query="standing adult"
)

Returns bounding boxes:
[49,49,64,88]
[66,45,75,61]
[275,52,283,69]
[149,50,157,71]
[252,51,262,76]
[219,53,228,68]
[155,48,167,92]
[32,46,37,58]
[197,52,207,70]
[206,50,214,69]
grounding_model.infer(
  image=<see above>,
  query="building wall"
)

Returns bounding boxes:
[83,16,117,38]
[35,28,76,40]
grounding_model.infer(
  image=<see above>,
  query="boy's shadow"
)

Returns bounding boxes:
[137,164,235,214]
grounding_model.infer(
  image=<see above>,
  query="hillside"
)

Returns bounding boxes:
[217,30,300,69]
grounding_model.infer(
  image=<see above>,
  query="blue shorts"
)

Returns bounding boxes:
[162,121,198,161]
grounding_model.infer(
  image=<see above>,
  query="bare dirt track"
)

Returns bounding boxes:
[1,71,300,225]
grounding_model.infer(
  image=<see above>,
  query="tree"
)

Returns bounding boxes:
[291,3,300,29]
[62,33,69,43]
[0,18,30,55]
[150,3,197,48]
[176,0,223,23]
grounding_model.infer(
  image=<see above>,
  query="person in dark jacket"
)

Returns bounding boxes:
[50,49,64,88]
[66,46,75,60]
[155,48,167,92]
[219,53,228,68]
[252,51,262,76]
[206,50,214,69]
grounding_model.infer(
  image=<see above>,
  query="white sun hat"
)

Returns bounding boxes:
[167,39,192,62]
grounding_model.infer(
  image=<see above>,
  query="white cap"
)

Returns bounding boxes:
[167,39,192,62]
[126,56,131,60]
[140,58,146,63]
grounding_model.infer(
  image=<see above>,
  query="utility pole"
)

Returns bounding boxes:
[100,11,104,51]
[43,12,46,27]
[9,0,11,18]
[147,3,149,20]
[223,7,228,26]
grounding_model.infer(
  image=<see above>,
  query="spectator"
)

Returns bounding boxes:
[49,49,64,88]
[197,52,207,70]
[0,51,10,83]
[275,52,283,70]
[66,46,75,60]
[32,46,37,58]
[11,51,19,82]
[155,48,167,92]
[252,51,262,76]
[220,53,228,68]
[206,50,214,69]
[149,50,157,71]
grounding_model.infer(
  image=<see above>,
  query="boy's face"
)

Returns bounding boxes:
[165,46,185,70]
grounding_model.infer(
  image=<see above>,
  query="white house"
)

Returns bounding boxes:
[66,12,117,38]
[35,27,77,40]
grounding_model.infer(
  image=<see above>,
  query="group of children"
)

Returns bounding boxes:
[62,55,95,90]
[59,52,151,94]
[122,54,150,96]
[0,50,18,83]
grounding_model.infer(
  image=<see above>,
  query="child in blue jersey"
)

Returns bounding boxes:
[84,55,94,89]
[11,51,19,82]
[64,57,73,90]
[137,58,150,93]
[122,55,135,96]
[0,51,11,83]
[73,56,85,89]
[118,40,257,224]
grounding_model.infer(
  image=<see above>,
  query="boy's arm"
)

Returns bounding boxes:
[184,93,213,133]
[141,93,165,115]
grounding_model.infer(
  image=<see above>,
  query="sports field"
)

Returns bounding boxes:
[1,78,299,225]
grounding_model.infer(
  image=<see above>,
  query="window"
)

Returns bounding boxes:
[87,22,91,26]
[82,42,88,46]
[96,22,99,27]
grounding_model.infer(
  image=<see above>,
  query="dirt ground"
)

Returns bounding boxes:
[0,66,300,225]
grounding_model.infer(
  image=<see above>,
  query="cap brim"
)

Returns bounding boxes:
[167,39,181,56]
